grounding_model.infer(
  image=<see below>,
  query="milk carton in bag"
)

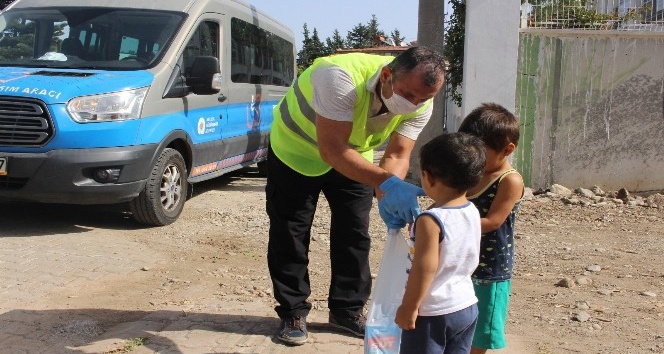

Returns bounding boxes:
[364,228,410,354]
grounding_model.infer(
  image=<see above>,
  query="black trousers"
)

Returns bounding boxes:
[266,146,373,319]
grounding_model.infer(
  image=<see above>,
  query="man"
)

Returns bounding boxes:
[266,46,446,346]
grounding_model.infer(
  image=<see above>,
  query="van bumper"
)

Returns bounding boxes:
[0,144,158,204]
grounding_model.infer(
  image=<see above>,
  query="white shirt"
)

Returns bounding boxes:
[408,202,481,316]
[310,64,432,140]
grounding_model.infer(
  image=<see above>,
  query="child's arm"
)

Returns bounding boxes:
[395,214,440,330]
[481,173,524,233]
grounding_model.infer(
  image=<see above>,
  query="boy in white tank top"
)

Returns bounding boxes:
[395,132,486,354]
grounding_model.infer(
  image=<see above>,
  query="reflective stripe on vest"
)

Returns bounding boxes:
[278,80,318,147]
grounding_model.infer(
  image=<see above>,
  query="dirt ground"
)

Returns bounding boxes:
[1,166,663,353]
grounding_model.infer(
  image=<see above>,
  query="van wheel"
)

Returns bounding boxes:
[257,160,268,177]
[130,148,188,226]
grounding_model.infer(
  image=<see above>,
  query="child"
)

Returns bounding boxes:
[457,103,524,354]
[395,132,486,354]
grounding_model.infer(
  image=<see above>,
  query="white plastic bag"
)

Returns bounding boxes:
[365,228,410,354]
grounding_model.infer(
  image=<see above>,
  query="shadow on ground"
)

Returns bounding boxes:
[0,308,354,354]
[0,167,266,237]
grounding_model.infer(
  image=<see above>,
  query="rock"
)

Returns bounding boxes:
[640,291,657,297]
[522,187,535,200]
[575,301,590,310]
[532,187,548,195]
[575,276,593,285]
[592,323,602,330]
[561,197,580,205]
[550,184,572,196]
[646,193,664,208]
[586,264,602,272]
[616,188,630,200]
[573,311,591,322]
[645,200,658,208]
[556,277,575,288]
[576,187,595,199]
[591,185,606,196]
[598,289,613,295]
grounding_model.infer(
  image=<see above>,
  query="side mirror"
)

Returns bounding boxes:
[163,62,191,98]
[187,56,221,95]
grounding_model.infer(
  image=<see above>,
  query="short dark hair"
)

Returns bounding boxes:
[458,102,520,151]
[419,132,486,192]
[388,46,446,87]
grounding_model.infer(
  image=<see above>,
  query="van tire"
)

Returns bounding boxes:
[130,148,188,226]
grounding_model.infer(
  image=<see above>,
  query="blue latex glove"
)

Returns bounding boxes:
[378,175,425,228]
[378,201,407,229]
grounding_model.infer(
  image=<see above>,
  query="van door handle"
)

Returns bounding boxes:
[217,93,227,102]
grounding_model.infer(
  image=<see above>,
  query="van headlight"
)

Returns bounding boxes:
[67,87,148,122]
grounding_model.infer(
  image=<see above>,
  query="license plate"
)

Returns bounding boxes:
[0,157,6,176]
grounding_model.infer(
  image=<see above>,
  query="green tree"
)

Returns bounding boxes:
[296,24,326,74]
[345,22,369,49]
[324,29,345,54]
[296,15,402,71]
[309,28,325,59]
[444,0,465,106]
[346,14,384,48]
[389,29,405,46]
[366,14,382,44]
[296,23,312,68]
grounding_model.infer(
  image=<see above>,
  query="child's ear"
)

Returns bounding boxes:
[422,170,434,186]
[504,142,516,155]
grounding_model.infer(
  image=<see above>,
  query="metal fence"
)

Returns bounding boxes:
[521,0,664,31]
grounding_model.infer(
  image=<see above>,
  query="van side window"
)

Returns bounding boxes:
[231,17,293,87]
[182,21,219,77]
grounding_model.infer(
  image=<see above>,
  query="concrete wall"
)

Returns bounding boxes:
[409,0,520,182]
[457,0,521,130]
[516,30,664,191]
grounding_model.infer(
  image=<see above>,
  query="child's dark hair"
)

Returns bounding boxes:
[419,132,486,192]
[457,102,519,151]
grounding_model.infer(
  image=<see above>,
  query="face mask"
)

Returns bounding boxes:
[381,77,424,115]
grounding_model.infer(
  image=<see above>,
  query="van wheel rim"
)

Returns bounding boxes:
[160,163,182,211]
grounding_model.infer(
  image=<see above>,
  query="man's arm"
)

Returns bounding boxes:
[376,132,417,198]
[316,114,392,189]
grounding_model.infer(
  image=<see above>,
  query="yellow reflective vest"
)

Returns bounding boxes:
[270,53,431,176]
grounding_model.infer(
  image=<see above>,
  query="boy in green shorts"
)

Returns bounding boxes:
[458,103,524,353]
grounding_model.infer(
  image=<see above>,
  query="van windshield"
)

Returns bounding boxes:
[0,7,184,70]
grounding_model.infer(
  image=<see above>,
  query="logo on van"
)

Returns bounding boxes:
[197,117,206,135]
